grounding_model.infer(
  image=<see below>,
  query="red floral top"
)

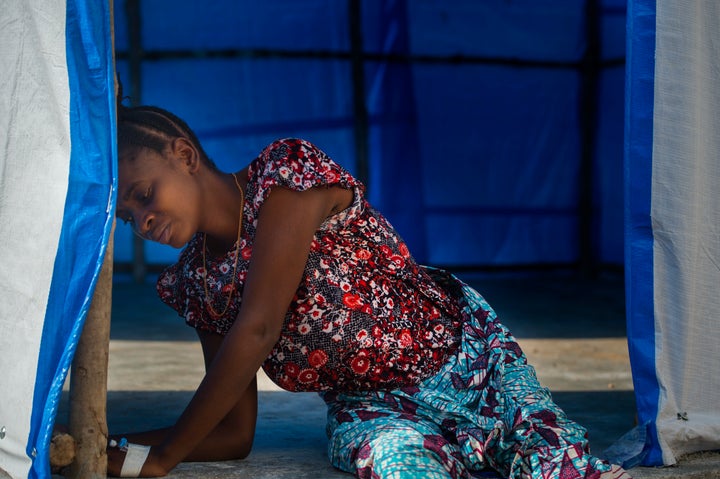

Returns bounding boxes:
[157,138,463,392]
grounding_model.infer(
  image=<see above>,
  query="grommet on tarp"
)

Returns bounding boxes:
[0,426,5,439]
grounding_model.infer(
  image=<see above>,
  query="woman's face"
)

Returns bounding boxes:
[116,141,202,248]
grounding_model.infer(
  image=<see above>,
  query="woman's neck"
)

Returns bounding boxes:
[200,169,247,252]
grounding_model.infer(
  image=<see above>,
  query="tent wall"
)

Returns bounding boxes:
[111,0,627,274]
[0,2,116,478]
[625,0,720,467]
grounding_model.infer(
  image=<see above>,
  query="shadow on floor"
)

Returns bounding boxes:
[57,387,635,462]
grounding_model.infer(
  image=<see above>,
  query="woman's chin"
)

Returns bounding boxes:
[168,232,192,249]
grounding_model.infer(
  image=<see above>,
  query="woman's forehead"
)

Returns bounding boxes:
[118,146,167,172]
[118,150,163,189]
[117,162,145,203]
[118,143,161,163]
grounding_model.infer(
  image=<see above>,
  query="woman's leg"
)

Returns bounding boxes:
[449,279,630,478]
[323,392,469,479]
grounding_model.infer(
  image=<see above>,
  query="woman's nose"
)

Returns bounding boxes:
[132,209,154,237]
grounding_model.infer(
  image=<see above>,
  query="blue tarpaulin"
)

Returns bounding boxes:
[112,0,627,269]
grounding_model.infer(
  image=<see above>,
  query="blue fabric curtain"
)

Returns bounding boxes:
[111,0,626,269]
[365,0,427,260]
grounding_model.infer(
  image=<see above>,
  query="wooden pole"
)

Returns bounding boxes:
[66,223,114,478]
[577,0,601,278]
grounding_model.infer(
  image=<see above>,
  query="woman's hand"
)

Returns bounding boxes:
[106,445,127,477]
[107,445,169,477]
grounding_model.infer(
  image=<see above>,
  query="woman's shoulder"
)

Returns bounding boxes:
[259,137,319,155]
[250,138,328,170]
[247,138,361,193]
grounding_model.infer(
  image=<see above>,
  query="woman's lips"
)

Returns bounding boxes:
[155,223,171,244]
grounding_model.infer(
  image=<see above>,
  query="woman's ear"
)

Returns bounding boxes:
[172,137,200,173]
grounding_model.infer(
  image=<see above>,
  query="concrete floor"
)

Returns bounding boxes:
[50,271,720,478]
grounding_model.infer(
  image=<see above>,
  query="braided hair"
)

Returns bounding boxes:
[117,87,218,171]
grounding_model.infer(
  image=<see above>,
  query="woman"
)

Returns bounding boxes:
[108,102,631,479]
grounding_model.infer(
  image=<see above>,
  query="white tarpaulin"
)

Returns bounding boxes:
[0,1,115,478]
[624,0,720,467]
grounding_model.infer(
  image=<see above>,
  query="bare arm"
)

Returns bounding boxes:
[134,185,352,476]
[185,329,258,461]
[107,331,258,474]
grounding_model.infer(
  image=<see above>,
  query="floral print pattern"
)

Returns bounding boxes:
[157,138,463,392]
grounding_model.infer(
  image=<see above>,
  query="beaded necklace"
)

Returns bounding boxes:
[202,172,244,319]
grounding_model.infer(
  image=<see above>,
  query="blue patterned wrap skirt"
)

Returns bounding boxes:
[321,272,614,479]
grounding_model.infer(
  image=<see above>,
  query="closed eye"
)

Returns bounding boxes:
[139,186,151,203]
